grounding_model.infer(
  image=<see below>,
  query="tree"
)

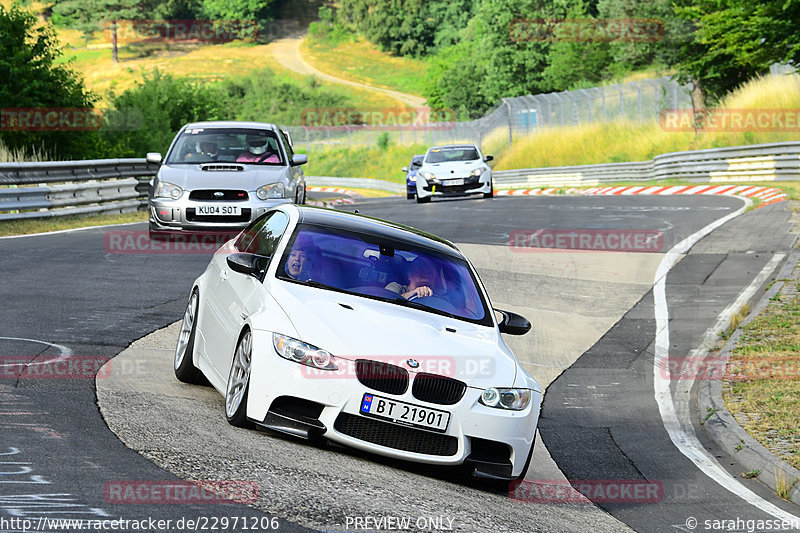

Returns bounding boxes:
[52,0,146,63]
[200,0,275,21]
[0,5,98,159]
[668,0,800,110]
[338,0,477,57]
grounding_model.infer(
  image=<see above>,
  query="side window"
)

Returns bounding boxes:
[247,211,289,256]
[280,130,294,160]
[235,216,267,252]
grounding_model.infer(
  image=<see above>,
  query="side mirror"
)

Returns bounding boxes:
[495,309,531,335]
[291,154,308,166]
[227,253,270,281]
[146,152,163,165]
[483,155,494,163]
[402,167,408,173]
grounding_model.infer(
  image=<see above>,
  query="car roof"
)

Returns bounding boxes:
[292,206,461,257]
[411,154,424,161]
[181,121,280,131]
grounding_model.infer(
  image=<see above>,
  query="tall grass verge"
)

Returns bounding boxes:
[497,74,800,171]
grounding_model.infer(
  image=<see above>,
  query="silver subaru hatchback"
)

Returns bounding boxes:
[147,121,307,237]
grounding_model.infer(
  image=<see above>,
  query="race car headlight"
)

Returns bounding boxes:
[408,175,417,182]
[422,172,436,182]
[272,333,337,370]
[155,181,183,199]
[257,183,285,200]
[479,388,531,410]
[471,167,487,177]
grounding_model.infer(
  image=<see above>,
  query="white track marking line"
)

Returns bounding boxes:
[0,337,73,368]
[652,198,799,521]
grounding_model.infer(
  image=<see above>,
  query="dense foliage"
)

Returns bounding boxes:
[332,0,799,114]
[0,5,98,158]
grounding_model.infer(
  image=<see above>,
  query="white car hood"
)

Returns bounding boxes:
[421,159,485,178]
[158,164,285,190]
[265,281,518,388]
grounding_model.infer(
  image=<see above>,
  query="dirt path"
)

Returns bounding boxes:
[269,35,427,108]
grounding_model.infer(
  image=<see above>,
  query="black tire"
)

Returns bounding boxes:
[416,195,431,204]
[407,193,415,200]
[174,291,204,384]
[483,181,494,199]
[225,329,254,428]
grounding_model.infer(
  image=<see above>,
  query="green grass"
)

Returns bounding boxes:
[52,30,400,109]
[725,293,800,471]
[302,34,429,98]
[496,74,800,171]
[0,211,146,237]
[305,144,430,183]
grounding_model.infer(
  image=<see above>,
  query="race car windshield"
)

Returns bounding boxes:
[425,147,480,164]
[165,128,284,165]
[276,225,492,326]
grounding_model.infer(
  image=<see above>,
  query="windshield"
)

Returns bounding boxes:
[165,128,284,165]
[276,225,492,325]
[425,146,480,164]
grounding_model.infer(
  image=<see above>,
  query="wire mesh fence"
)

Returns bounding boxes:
[284,76,692,152]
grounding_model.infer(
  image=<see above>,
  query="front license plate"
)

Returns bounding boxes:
[444,178,464,186]
[196,205,241,216]
[360,393,450,432]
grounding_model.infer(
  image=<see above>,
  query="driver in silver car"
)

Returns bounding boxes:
[237,134,280,164]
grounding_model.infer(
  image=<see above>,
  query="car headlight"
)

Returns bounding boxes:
[479,388,531,410]
[471,167,487,177]
[408,175,417,182]
[272,333,337,371]
[257,183,285,200]
[422,171,436,182]
[155,181,183,199]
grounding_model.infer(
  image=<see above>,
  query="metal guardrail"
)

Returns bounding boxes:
[0,159,159,221]
[493,141,800,188]
[0,159,402,221]
[1,141,798,220]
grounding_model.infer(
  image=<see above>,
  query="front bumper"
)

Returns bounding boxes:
[246,330,540,479]
[149,196,292,232]
[416,174,491,199]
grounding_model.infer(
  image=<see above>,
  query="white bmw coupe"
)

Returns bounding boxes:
[174,204,541,481]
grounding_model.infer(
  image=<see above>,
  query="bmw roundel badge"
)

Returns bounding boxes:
[406,359,420,369]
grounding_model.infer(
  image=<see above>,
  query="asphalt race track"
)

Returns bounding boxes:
[1,194,799,532]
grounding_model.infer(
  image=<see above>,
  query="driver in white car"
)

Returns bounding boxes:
[386,257,436,300]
